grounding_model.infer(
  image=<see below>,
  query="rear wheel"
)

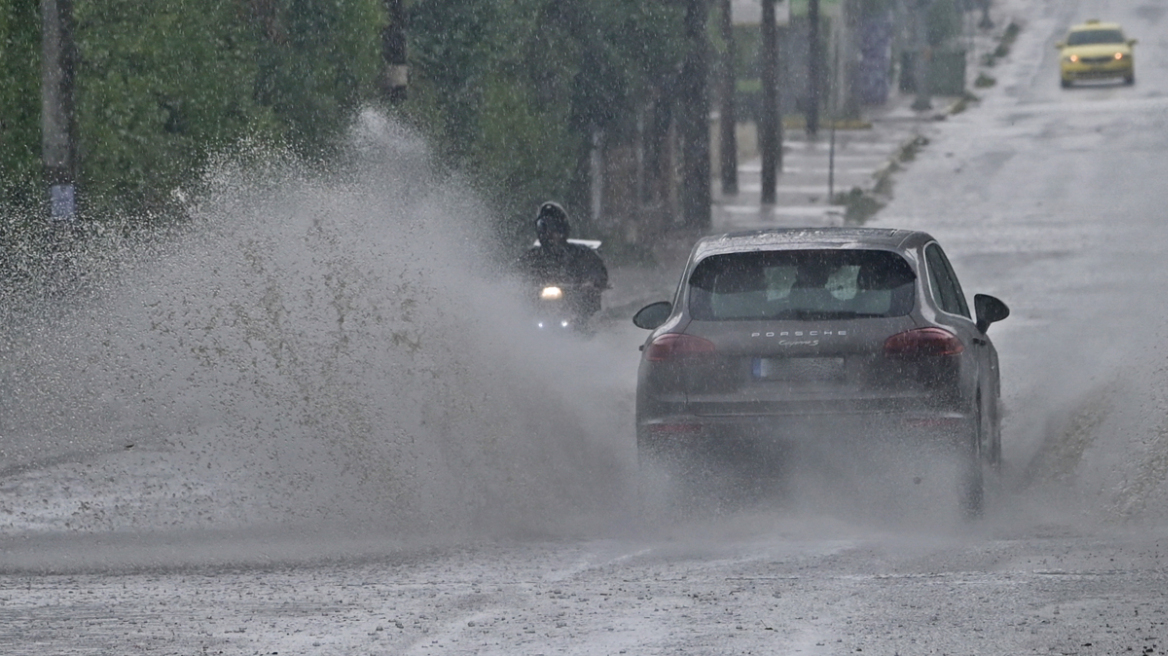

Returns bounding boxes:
[1124,74,1135,85]
[1060,77,1072,89]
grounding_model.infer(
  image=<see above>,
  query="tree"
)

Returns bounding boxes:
[0,0,42,211]
[64,0,381,220]
[249,0,384,156]
[404,0,689,245]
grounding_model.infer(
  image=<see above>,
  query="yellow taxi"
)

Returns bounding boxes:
[1056,20,1137,88]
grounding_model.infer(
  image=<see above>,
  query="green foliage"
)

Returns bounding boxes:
[0,0,386,223]
[0,0,42,210]
[74,0,277,217]
[405,0,687,244]
[249,0,384,157]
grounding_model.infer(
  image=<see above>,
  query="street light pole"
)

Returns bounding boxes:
[40,0,77,223]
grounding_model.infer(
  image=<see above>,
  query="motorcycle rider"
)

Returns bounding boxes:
[515,201,608,326]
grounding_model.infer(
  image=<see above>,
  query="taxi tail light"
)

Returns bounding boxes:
[645,333,716,362]
[1114,52,1124,60]
[884,328,964,358]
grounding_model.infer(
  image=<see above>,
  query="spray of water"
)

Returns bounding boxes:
[0,111,637,541]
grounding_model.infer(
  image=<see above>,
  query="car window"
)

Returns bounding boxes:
[687,249,916,321]
[924,243,971,318]
[1067,29,1125,46]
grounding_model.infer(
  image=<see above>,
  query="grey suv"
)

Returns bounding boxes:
[632,228,1009,516]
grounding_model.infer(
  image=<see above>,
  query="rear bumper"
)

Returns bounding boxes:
[637,409,974,464]
[1061,61,1132,80]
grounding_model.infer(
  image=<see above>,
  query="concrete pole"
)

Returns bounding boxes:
[41,0,77,222]
[759,0,781,205]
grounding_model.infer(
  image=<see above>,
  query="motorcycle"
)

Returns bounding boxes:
[532,282,601,333]
[523,238,607,334]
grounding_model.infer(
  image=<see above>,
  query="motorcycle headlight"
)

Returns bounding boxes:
[540,286,564,300]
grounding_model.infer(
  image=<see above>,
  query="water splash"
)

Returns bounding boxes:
[0,110,635,540]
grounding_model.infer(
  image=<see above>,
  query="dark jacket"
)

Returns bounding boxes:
[515,243,608,290]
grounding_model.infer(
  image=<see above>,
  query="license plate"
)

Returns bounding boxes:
[753,357,845,381]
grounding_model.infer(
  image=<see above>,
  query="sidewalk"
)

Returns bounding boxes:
[713,96,941,232]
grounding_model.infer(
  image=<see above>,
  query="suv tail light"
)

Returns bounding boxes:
[884,327,964,358]
[645,333,716,361]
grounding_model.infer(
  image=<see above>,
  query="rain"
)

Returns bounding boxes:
[2,0,1168,653]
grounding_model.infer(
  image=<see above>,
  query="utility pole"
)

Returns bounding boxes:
[806,0,821,136]
[41,0,77,223]
[678,0,712,229]
[719,0,738,195]
[759,0,781,205]
[379,0,408,104]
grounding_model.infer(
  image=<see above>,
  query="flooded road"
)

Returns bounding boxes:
[3,0,1168,653]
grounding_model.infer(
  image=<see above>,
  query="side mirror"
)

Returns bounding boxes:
[1054,41,1065,49]
[974,294,1009,333]
[1128,38,1138,46]
[633,301,673,330]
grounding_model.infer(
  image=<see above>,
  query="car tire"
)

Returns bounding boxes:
[960,406,986,520]
[1060,77,1072,89]
[1124,74,1135,85]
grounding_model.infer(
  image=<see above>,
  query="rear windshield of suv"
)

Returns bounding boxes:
[688,249,916,321]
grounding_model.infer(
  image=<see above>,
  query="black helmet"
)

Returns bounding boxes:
[535,201,570,239]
